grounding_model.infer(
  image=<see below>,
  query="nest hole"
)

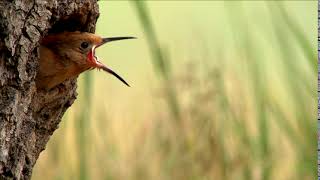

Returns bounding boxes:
[48,12,92,34]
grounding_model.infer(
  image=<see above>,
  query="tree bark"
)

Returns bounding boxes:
[0,0,99,179]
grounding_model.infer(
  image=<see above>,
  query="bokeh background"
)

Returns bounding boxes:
[33,1,316,180]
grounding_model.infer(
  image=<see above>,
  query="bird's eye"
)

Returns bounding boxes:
[81,42,89,49]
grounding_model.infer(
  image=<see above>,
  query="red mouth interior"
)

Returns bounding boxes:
[87,46,102,68]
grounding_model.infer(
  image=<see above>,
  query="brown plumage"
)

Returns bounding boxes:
[36,31,134,90]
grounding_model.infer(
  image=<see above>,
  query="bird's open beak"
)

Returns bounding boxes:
[88,36,135,87]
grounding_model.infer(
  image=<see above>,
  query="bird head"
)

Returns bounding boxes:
[41,31,135,86]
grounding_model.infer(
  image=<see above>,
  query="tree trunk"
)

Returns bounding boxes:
[0,0,99,179]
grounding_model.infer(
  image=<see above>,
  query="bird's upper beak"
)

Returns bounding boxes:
[89,36,135,87]
[98,37,136,47]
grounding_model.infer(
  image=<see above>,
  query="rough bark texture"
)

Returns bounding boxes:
[0,0,99,179]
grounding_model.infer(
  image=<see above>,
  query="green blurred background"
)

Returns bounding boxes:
[33,1,316,180]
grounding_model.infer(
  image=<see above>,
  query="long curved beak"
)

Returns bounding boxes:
[98,36,136,47]
[93,36,135,87]
[99,65,130,87]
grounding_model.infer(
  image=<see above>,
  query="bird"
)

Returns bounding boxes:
[35,31,135,90]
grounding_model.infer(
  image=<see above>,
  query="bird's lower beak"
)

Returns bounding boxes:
[98,63,130,87]
[90,53,130,87]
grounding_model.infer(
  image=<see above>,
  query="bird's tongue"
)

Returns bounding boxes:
[87,47,130,87]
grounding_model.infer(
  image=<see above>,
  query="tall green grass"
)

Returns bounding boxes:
[132,1,181,122]
[130,1,316,179]
[76,73,93,180]
[32,1,316,180]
